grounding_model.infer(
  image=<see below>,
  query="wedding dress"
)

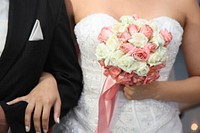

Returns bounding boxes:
[53,13,183,133]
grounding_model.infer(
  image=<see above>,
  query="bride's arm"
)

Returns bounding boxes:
[179,102,200,112]
[124,0,200,103]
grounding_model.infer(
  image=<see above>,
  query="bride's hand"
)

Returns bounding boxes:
[7,72,61,133]
[123,82,158,100]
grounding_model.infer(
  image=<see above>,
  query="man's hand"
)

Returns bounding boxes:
[0,106,9,133]
[7,72,61,133]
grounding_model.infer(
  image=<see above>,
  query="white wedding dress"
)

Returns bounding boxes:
[53,13,183,133]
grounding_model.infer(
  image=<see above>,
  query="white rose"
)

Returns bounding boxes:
[128,33,148,48]
[106,35,120,51]
[150,32,165,47]
[117,54,138,73]
[148,21,160,31]
[113,23,128,33]
[147,47,167,66]
[95,43,110,60]
[120,16,134,25]
[133,19,149,27]
[109,50,124,65]
[135,62,150,76]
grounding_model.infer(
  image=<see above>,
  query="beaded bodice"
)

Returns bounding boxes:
[71,13,183,132]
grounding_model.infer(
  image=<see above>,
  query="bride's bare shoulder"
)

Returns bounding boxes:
[70,0,100,23]
[166,0,199,24]
[179,0,200,21]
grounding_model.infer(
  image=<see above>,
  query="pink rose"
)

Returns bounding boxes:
[144,72,159,84]
[115,72,133,85]
[132,14,140,20]
[119,32,131,42]
[132,47,150,61]
[123,72,135,78]
[144,66,160,84]
[98,60,105,67]
[143,64,166,84]
[145,43,157,53]
[154,63,166,70]
[140,24,153,39]
[119,43,127,53]
[103,68,109,77]
[128,24,140,35]
[120,43,135,54]
[124,43,135,54]
[98,27,113,43]
[160,29,172,47]
[108,66,122,78]
[131,74,146,85]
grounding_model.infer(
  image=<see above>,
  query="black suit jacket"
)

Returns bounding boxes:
[0,0,82,132]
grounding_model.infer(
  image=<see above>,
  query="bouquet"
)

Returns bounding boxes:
[96,15,172,85]
[95,15,172,133]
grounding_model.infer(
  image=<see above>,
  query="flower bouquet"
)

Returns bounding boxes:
[95,15,172,133]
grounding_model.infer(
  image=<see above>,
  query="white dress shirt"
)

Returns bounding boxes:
[0,0,9,57]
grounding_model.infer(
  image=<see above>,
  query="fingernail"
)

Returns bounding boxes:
[6,102,10,105]
[56,117,60,123]
[25,126,30,132]
[43,129,47,133]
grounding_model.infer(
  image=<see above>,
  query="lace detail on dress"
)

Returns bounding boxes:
[53,13,183,133]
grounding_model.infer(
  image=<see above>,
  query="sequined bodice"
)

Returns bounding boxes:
[70,13,183,133]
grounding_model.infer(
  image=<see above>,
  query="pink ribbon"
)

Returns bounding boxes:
[96,76,119,133]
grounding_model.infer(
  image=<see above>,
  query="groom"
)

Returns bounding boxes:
[0,0,82,132]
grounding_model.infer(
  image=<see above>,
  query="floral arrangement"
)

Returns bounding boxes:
[96,15,172,85]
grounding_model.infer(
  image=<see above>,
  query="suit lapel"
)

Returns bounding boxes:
[0,0,38,80]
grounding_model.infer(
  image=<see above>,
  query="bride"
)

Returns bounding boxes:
[52,0,200,132]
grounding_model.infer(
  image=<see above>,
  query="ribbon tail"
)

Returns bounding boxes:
[96,76,119,133]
